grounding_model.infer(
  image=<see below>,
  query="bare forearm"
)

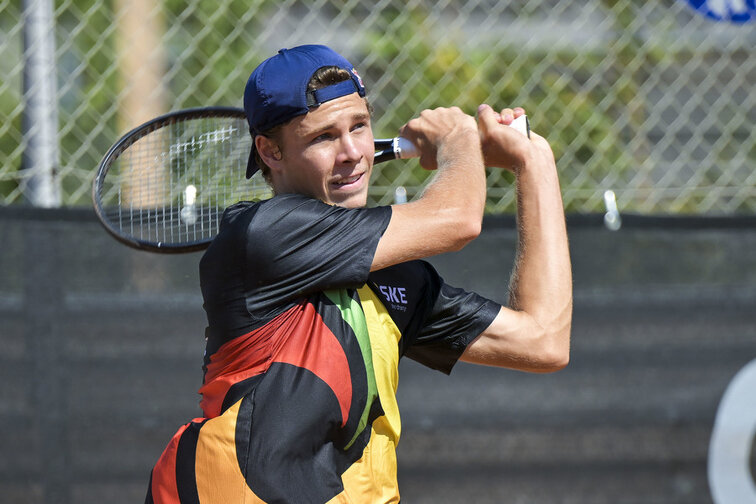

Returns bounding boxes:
[460,106,571,372]
[372,116,485,271]
[509,139,572,337]
[416,128,486,229]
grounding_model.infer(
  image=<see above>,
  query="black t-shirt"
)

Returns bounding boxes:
[193,193,500,502]
[200,193,499,372]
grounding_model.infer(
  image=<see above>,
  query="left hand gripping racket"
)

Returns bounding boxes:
[93,106,529,253]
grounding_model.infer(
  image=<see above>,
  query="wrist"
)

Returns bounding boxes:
[439,125,480,154]
[515,149,559,189]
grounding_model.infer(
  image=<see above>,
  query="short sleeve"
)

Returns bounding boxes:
[405,281,500,374]
[200,194,392,329]
[371,261,500,375]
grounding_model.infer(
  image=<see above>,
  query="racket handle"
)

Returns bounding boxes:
[393,137,418,159]
[373,138,417,164]
[510,114,530,138]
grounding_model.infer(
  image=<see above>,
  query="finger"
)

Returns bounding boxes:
[398,119,422,145]
[513,107,526,118]
[418,152,438,171]
[499,108,515,125]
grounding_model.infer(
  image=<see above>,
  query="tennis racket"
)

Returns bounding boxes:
[92,106,529,253]
[93,107,422,253]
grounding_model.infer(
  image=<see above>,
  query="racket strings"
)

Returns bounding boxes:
[99,114,270,247]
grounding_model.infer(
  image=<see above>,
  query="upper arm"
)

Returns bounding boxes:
[370,120,487,272]
[371,199,482,271]
[460,305,570,373]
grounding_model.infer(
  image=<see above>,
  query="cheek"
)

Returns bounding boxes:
[305,152,336,181]
[349,133,374,172]
[297,143,333,166]
[287,147,327,174]
[292,154,333,193]
[359,129,375,154]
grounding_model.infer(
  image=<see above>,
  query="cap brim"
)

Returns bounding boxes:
[246,146,258,179]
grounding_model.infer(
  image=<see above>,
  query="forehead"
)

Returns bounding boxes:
[289,93,370,136]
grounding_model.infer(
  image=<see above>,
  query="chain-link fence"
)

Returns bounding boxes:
[2,0,755,213]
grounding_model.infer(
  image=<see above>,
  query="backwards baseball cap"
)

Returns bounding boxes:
[243,44,366,178]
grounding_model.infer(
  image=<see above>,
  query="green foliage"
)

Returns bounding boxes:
[0,5,24,201]
[162,0,274,108]
[3,0,751,213]
[360,5,637,212]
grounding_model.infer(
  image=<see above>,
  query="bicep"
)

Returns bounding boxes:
[371,200,480,271]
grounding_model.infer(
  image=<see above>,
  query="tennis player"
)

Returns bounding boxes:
[146,44,571,504]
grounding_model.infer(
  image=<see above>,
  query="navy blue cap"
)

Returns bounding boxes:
[244,45,366,178]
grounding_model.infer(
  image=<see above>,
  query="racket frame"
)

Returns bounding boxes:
[92,107,249,253]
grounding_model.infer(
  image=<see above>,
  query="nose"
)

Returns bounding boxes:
[336,134,362,165]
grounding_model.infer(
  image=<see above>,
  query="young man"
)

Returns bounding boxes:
[146,44,571,504]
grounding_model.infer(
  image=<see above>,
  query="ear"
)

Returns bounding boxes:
[255,135,283,169]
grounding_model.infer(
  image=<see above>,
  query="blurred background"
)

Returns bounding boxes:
[1,0,755,503]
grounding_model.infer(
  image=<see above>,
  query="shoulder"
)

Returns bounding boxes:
[223,194,310,225]
[248,194,391,229]
[220,193,324,219]
[211,195,333,243]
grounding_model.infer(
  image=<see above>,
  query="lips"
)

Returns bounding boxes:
[333,173,363,187]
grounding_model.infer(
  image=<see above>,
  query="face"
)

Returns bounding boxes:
[262,93,374,208]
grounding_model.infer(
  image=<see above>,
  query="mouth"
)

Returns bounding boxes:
[332,172,364,188]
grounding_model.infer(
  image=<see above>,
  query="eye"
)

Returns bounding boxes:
[311,132,334,144]
[351,122,367,132]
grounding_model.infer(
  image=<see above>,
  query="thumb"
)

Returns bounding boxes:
[476,104,499,134]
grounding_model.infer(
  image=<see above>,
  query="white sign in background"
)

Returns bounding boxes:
[708,359,756,503]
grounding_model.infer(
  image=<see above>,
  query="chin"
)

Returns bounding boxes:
[332,192,368,209]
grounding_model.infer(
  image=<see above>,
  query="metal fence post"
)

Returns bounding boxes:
[22,0,61,208]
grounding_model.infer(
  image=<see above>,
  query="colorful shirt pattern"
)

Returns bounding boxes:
[146,194,499,503]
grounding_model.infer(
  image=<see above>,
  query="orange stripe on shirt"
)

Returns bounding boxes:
[200,301,353,426]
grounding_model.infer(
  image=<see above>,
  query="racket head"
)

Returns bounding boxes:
[92,107,272,253]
